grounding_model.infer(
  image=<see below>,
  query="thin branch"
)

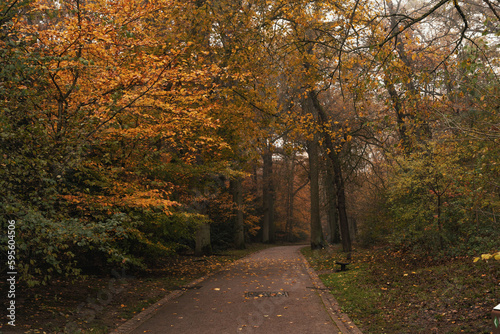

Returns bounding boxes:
[293,179,310,197]
[85,57,176,140]
[429,0,468,74]
[0,0,20,25]
[231,88,278,118]
[378,0,450,49]
[483,0,500,22]
[337,0,361,99]
[464,36,500,84]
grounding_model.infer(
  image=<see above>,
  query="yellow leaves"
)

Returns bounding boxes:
[473,252,500,262]
[482,254,492,260]
[30,2,52,12]
[122,189,178,214]
[59,158,180,214]
[17,0,222,152]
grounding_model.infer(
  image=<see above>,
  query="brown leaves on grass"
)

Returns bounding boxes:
[304,245,500,334]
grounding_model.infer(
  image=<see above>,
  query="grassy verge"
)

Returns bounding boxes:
[301,245,500,334]
[4,243,274,334]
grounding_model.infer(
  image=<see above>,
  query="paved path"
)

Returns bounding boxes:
[113,245,361,334]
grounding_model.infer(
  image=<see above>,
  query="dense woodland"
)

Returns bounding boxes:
[1,0,500,286]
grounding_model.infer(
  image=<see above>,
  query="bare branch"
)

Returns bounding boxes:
[378,0,450,49]
[483,0,500,22]
[429,0,469,73]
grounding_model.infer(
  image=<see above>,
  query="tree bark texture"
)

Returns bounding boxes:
[304,96,325,250]
[262,147,275,243]
[195,222,212,256]
[325,158,340,244]
[231,177,245,249]
[285,152,295,242]
[309,91,352,253]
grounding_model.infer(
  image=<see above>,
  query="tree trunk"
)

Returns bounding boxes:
[262,147,275,243]
[308,137,324,249]
[385,0,431,151]
[436,193,444,250]
[330,149,352,254]
[285,152,295,241]
[195,222,212,256]
[308,91,351,253]
[304,96,325,250]
[385,79,411,152]
[300,28,326,250]
[231,177,245,249]
[325,158,340,244]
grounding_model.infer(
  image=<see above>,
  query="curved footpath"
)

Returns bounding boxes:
[111,245,362,334]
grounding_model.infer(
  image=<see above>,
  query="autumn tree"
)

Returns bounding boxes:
[346,0,500,255]
[0,0,264,284]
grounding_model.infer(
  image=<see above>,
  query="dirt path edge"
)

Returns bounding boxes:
[298,247,363,334]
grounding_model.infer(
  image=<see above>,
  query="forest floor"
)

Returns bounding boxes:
[0,244,275,334]
[3,243,499,334]
[301,245,500,334]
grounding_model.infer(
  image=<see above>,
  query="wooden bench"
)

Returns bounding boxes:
[335,261,350,272]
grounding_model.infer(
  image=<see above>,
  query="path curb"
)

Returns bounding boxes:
[109,256,249,334]
[299,247,363,334]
